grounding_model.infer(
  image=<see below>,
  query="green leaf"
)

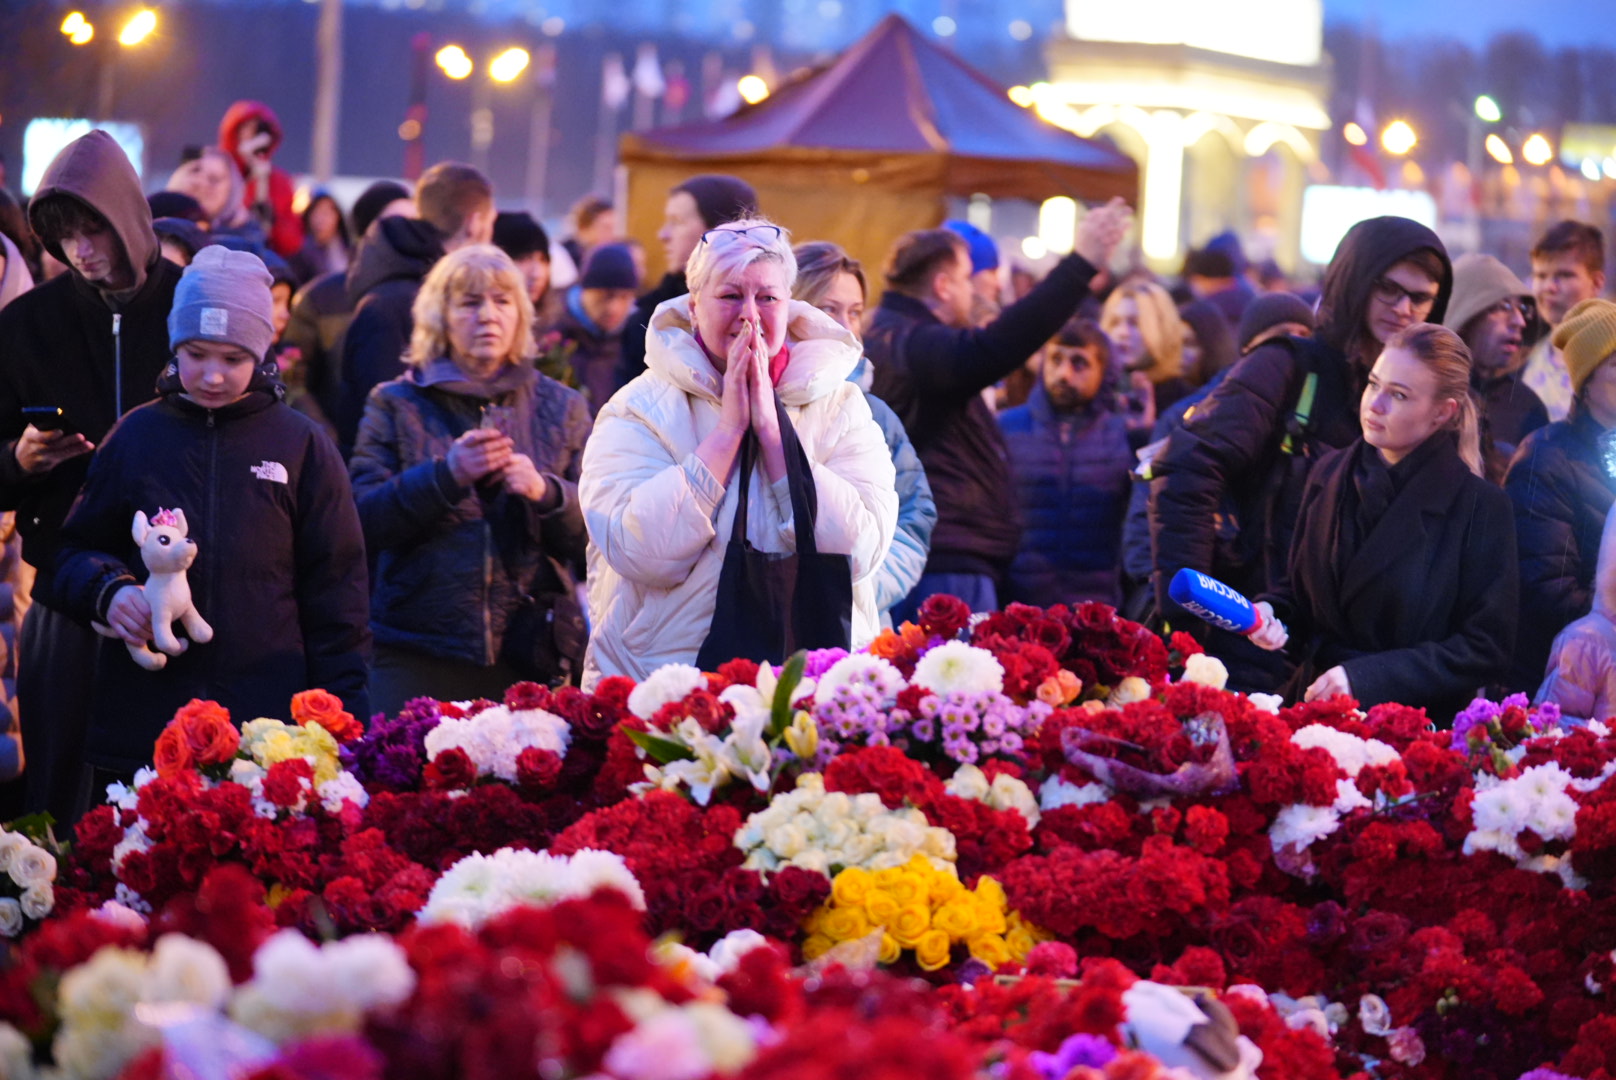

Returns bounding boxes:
[770,651,808,739]
[5,812,58,848]
[626,728,696,764]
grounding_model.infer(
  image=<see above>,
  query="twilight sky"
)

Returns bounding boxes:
[1323,0,1613,48]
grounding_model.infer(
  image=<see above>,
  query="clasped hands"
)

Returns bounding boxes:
[1248,601,1352,703]
[713,317,787,483]
[446,427,548,502]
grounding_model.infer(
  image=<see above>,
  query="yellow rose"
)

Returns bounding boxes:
[973,899,1007,937]
[801,908,828,937]
[821,906,871,943]
[872,866,906,890]
[974,876,1007,910]
[878,933,902,965]
[864,889,901,927]
[915,929,953,971]
[802,934,835,961]
[831,867,873,908]
[884,873,925,907]
[1006,925,1037,961]
[928,872,965,908]
[967,933,1013,970]
[932,898,980,940]
[890,904,932,947]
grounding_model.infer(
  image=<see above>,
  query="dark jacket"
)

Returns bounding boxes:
[1150,217,1452,610]
[335,217,445,456]
[349,360,590,667]
[541,290,623,417]
[1504,406,1616,690]
[54,365,371,770]
[999,383,1133,606]
[618,270,687,387]
[1264,434,1517,720]
[0,131,181,606]
[1476,369,1548,485]
[283,269,353,428]
[865,252,1102,577]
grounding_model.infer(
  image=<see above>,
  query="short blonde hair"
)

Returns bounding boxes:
[685,217,796,298]
[792,241,867,307]
[1100,280,1184,382]
[407,244,537,368]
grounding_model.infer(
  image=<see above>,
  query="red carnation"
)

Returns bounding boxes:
[262,758,314,809]
[516,747,564,793]
[424,747,477,790]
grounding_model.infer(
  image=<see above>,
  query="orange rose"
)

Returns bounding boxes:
[290,689,362,743]
[185,710,241,766]
[153,724,194,778]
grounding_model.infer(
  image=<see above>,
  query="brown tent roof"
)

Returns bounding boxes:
[622,14,1137,204]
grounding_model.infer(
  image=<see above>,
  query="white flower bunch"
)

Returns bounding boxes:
[417,846,645,929]
[912,641,1004,696]
[1464,762,1589,885]
[422,703,572,783]
[628,664,709,720]
[1291,725,1400,778]
[1038,774,1112,813]
[657,928,772,986]
[1181,653,1230,690]
[602,998,760,1080]
[944,763,1041,828]
[230,929,416,1045]
[1269,780,1372,859]
[734,773,956,876]
[0,827,57,934]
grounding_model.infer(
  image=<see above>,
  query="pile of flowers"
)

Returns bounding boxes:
[7,597,1616,1080]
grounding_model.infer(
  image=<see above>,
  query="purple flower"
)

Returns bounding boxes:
[1030,1034,1117,1079]
[910,718,936,742]
[1534,701,1562,728]
[1451,697,1503,750]
[803,648,850,680]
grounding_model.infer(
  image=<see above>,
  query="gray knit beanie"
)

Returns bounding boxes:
[168,245,276,361]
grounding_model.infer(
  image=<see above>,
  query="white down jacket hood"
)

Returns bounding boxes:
[579,296,899,687]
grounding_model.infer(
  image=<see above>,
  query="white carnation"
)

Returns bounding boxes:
[322,934,417,1011]
[419,847,643,929]
[628,664,708,720]
[1291,725,1400,778]
[944,764,991,801]
[143,933,231,1010]
[911,641,1004,696]
[707,929,770,974]
[318,771,371,814]
[1181,653,1229,690]
[1039,775,1111,812]
[1269,804,1341,852]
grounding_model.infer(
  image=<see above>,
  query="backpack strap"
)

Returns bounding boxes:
[1280,370,1318,456]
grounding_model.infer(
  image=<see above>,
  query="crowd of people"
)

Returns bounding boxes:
[1,104,1615,827]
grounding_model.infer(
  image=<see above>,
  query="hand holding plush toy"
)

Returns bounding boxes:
[95,508,212,671]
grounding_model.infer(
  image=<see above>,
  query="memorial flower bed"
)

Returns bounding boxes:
[3,596,1616,1080]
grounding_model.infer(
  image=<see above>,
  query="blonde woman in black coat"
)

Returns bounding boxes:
[1251,324,1518,720]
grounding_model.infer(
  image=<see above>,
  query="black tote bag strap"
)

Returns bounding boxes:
[774,398,821,557]
[728,430,758,545]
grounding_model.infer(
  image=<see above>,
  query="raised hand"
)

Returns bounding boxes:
[1074,197,1134,269]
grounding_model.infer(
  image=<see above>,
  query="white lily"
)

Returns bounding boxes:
[725,711,774,793]
[720,664,816,728]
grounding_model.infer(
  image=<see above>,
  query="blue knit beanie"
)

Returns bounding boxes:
[168,245,276,361]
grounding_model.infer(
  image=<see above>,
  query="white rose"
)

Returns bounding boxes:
[1108,676,1152,706]
[144,934,231,1010]
[763,824,808,859]
[0,1022,31,1080]
[0,898,22,937]
[1181,653,1229,690]
[325,934,417,1011]
[921,828,957,860]
[0,833,27,876]
[944,764,991,801]
[790,849,830,876]
[20,883,52,921]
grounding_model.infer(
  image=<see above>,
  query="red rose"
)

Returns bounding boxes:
[918,594,972,640]
[424,747,477,790]
[504,681,552,711]
[515,747,563,792]
[290,689,362,743]
[153,725,194,778]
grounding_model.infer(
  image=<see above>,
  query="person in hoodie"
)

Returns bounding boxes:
[0,130,183,820]
[1150,216,1451,692]
[580,220,897,687]
[55,245,369,788]
[792,240,936,622]
[350,245,591,712]
[1536,502,1616,722]
[618,174,757,387]
[538,243,641,415]
[336,163,494,456]
[1441,253,1547,484]
[282,180,413,444]
[217,100,304,258]
[999,317,1133,607]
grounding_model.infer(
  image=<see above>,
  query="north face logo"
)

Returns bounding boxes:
[250,460,289,484]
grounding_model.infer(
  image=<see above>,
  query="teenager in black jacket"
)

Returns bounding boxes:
[56,247,370,777]
[1149,216,1453,691]
[0,130,183,819]
[1251,325,1516,721]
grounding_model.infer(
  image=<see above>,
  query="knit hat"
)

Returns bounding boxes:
[580,243,641,291]
[671,174,757,229]
[493,210,550,261]
[168,245,276,361]
[943,220,1000,274]
[351,180,412,240]
[1235,291,1315,353]
[1442,253,1532,333]
[152,218,208,263]
[1554,298,1616,395]
[147,190,206,224]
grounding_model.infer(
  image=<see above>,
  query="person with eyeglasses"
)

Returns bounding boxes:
[578,220,898,686]
[1149,216,1451,693]
[1504,298,1616,693]
[1440,253,1547,485]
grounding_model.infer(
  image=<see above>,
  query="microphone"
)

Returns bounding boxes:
[1167,568,1264,636]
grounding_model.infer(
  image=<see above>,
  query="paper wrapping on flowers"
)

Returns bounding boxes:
[1059,711,1238,799]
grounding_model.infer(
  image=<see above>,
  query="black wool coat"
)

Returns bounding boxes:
[1265,435,1518,720]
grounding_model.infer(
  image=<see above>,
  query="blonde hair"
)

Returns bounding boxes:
[407,244,537,368]
[1383,322,1483,478]
[685,217,796,297]
[1099,280,1184,382]
[792,241,866,308]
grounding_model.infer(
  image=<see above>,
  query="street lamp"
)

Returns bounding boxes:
[489,47,530,84]
[1522,133,1554,167]
[737,74,769,105]
[1485,134,1514,165]
[435,44,473,80]
[1342,122,1368,146]
[1380,120,1417,156]
[60,11,94,45]
[118,9,157,47]
[1474,95,1502,124]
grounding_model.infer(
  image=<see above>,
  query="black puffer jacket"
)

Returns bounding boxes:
[54,364,370,770]
[335,218,445,455]
[349,360,590,666]
[0,131,181,605]
[1504,406,1616,690]
[617,270,686,388]
[865,253,1102,578]
[1151,217,1452,609]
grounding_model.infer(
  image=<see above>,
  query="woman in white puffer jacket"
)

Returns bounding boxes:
[580,220,898,686]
